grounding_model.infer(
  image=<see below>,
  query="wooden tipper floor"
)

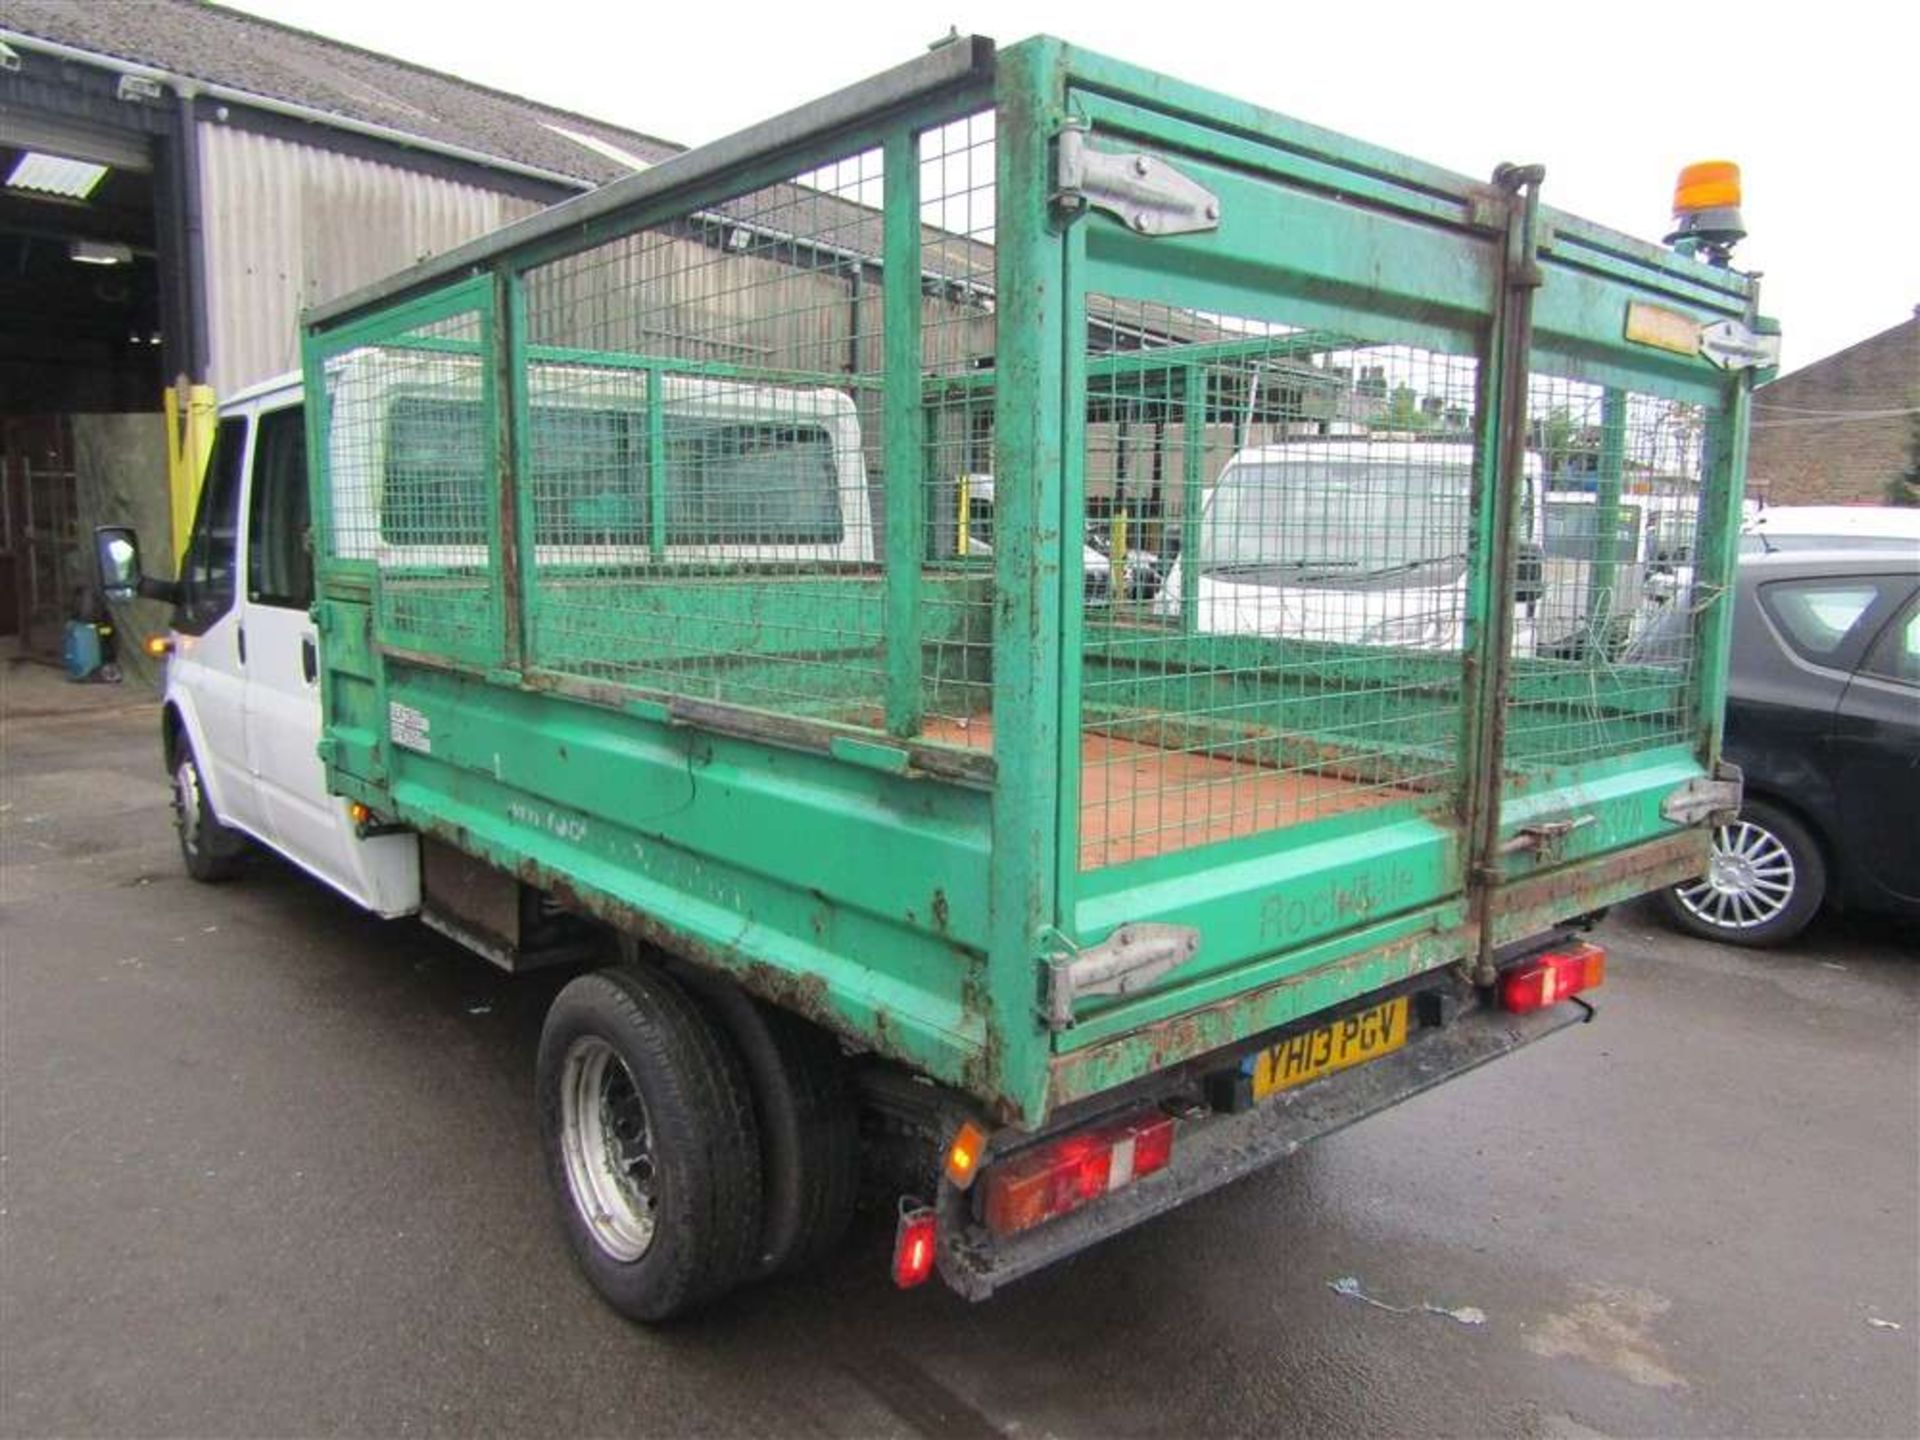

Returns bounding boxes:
[919,715,1418,868]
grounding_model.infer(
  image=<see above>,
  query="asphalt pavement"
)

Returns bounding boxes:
[3,649,1916,1438]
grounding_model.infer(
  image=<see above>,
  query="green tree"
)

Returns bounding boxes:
[1380,385,1432,431]
[1532,407,1599,483]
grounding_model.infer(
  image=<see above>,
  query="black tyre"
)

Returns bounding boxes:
[171,743,247,882]
[1658,798,1826,947]
[672,969,859,1276]
[536,966,762,1321]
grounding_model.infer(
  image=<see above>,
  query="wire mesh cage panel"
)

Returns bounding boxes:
[508,124,1002,744]
[1505,368,1715,769]
[1074,302,1481,870]
[322,306,501,666]
[916,112,998,751]
[288,38,1773,1136]
[516,150,889,720]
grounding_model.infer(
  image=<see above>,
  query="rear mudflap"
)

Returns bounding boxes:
[935,993,1588,1300]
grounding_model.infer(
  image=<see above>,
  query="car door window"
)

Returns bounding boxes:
[247,407,312,609]
[1860,596,1920,686]
[1757,579,1893,663]
[176,415,250,634]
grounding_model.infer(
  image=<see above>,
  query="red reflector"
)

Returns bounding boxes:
[1500,942,1606,1014]
[891,1204,937,1289]
[1128,1114,1175,1178]
[982,1109,1176,1237]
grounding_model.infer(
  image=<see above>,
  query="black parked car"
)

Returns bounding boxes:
[1640,547,1920,946]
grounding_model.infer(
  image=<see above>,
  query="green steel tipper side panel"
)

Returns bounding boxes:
[303,35,1763,1156]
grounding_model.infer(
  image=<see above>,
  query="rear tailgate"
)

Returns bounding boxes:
[1030,43,1754,1111]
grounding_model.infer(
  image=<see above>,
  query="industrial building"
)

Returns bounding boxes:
[1,1,1377,663]
[0,0,674,650]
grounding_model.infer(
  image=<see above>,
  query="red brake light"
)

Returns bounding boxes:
[982,1109,1176,1237]
[891,1204,937,1289]
[1500,941,1606,1014]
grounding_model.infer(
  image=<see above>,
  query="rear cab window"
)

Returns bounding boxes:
[379,397,844,550]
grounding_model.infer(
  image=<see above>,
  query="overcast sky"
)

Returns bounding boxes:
[237,0,1916,373]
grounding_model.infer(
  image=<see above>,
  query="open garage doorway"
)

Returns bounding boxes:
[1,105,176,660]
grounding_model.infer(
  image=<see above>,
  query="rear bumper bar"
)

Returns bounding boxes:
[935,994,1589,1300]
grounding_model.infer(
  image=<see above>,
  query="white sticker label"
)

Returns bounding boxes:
[389,701,431,755]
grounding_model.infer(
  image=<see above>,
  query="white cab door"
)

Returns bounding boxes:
[239,399,418,913]
[170,413,265,836]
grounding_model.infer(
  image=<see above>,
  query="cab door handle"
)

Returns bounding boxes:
[236,625,246,664]
[301,635,318,684]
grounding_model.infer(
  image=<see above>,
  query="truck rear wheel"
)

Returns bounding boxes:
[536,966,763,1321]
[670,970,859,1276]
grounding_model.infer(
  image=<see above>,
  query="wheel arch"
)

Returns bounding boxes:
[161,701,187,770]
[159,694,237,824]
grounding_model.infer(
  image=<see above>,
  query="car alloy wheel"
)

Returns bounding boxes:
[1673,817,1797,932]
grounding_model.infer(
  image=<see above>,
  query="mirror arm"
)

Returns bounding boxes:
[135,576,182,605]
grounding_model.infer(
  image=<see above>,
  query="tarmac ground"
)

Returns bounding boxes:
[3,650,1916,1437]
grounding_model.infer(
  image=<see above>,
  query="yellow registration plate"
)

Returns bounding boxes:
[1249,996,1410,1100]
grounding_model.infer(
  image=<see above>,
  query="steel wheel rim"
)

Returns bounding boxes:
[558,1036,658,1263]
[1675,819,1796,931]
[174,759,203,855]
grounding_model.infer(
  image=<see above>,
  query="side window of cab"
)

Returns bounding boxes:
[175,415,250,635]
[246,405,312,609]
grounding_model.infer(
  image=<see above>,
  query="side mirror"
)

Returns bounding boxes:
[1514,540,1546,607]
[95,526,144,602]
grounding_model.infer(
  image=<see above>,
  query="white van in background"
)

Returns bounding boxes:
[1152,441,1551,651]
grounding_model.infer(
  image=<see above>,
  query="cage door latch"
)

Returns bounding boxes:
[1054,125,1221,237]
[1045,922,1202,1031]
[1498,815,1596,863]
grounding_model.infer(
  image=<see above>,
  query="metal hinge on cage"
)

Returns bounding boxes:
[1661,762,1744,827]
[1053,124,1221,237]
[1043,923,1202,1031]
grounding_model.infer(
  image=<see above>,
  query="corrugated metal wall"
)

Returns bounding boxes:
[197,124,542,395]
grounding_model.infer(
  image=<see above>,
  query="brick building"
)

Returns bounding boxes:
[1747,309,1920,504]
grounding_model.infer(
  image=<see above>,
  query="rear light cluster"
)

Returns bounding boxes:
[982,1109,1175,1237]
[1499,941,1606,1014]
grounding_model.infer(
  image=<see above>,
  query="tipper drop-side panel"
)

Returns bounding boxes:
[304,35,1765,1125]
